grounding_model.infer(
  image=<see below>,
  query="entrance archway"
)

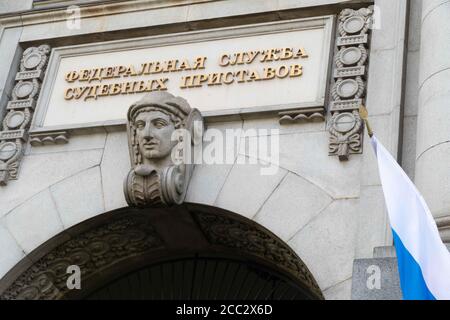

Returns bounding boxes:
[0,203,323,300]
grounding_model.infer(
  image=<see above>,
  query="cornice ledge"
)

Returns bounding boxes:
[0,0,208,28]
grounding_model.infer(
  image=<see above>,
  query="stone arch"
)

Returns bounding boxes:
[0,203,323,300]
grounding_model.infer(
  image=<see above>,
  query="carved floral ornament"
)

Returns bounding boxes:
[194,211,324,299]
[0,45,53,185]
[0,206,323,300]
[327,6,374,161]
[0,213,165,300]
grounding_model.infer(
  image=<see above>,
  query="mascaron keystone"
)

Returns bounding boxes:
[124,92,203,207]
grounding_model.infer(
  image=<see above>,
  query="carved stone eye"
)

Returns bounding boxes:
[153,118,168,128]
[136,121,145,129]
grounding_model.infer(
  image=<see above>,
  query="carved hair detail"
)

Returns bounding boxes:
[127,92,191,123]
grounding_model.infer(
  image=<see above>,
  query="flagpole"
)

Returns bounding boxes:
[358,105,373,137]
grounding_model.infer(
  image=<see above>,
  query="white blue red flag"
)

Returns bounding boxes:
[371,136,450,300]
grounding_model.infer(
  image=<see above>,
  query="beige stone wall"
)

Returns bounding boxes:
[0,0,413,299]
[414,0,450,219]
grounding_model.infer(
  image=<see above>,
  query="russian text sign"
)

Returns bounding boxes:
[34,16,333,130]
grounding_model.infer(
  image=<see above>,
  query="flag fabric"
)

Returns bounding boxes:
[371,135,450,300]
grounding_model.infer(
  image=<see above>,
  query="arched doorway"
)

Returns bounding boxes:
[0,203,323,300]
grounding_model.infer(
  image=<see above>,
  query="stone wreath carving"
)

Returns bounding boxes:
[0,215,164,300]
[193,211,324,299]
[0,45,51,185]
[328,110,363,161]
[124,92,203,207]
[327,7,373,161]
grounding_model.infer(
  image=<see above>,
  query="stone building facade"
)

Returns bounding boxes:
[0,0,447,300]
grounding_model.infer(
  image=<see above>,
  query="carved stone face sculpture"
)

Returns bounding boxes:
[134,110,177,161]
[127,92,191,169]
[125,91,203,207]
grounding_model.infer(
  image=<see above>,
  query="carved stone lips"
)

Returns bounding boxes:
[142,140,158,149]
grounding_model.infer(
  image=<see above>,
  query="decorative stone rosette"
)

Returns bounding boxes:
[0,45,51,185]
[327,7,373,161]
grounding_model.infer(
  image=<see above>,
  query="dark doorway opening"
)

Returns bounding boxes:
[0,203,323,300]
[86,256,311,300]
